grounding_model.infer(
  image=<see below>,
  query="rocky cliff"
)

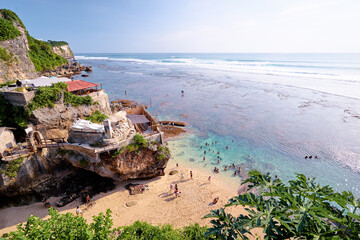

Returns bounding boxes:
[51,44,74,60]
[0,9,89,84]
[0,13,37,83]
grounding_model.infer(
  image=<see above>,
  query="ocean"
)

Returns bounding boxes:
[75,53,360,195]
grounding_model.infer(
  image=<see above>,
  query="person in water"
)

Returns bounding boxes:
[234,171,237,176]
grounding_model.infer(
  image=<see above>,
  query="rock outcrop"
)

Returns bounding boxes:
[39,61,92,78]
[61,143,169,181]
[51,45,74,60]
[0,19,37,83]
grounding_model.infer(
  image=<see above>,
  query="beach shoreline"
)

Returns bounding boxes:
[0,154,258,237]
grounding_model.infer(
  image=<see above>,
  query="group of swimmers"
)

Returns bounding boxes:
[214,164,242,176]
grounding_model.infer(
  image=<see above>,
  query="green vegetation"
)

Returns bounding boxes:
[133,134,148,147]
[56,148,67,156]
[112,148,124,158]
[79,158,89,168]
[0,94,28,128]
[0,156,23,179]
[86,110,109,123]
[0,9,25,28]
[27,34,68,71]
[0,46,14,64]
[0,17,21,41]
[205,169,360,239]
[47,40,69,47]
[157,154,166,161]
[158,145,170,154]
[27,82,93,114]
[2,208,212,240]
[0,80,14,88]
[125,143,138,152]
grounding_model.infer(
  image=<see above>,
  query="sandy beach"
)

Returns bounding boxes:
[0,157,261,238]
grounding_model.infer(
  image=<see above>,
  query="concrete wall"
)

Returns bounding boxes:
[2,91,35,106]
[0,130,16,154]
[68,131,104,145]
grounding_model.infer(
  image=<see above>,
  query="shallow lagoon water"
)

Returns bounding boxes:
[76,53,360,195]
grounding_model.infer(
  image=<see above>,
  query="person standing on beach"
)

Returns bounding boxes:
[190,171,193,179]
[76,206,82,216]
[170,183,173,192]
[208,176,211,183]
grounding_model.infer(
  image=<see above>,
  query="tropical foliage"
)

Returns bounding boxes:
[0,17,21,41]
[205,169,360,239]
[27,82,93,113]
[27,34,68,72]
[2,208,213,240]
[0,9,25,28]
[0,94,28,128]
[0,156,24,179]
[86,110,109,123]
[47,40,69,47]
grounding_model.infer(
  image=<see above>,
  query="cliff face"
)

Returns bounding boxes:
[62,145,170,181]
[29,90,111,139]
[51,45,74,60]
[0,20,37,83]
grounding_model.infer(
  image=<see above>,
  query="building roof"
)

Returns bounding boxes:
[22,76,72,87]
[66,80,99,92]
[127,114,150,124]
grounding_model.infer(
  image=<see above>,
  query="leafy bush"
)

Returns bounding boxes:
[205,169,360,240]
[0,81,14,88]
[0,9,25,28]
[157,145,169,154]
[0,94,28,128]
[47,40,68,46]
[86,110,108,123]
[4,208,113,239]
[2,208,213,239]
[112,148,124,158]
[27,34,68,72]
[133,134,147,147]
[27,82,93,113]
[0,156,24,179]
[125,143,138,152]
[0,17,21,41]
[157,154,165,161]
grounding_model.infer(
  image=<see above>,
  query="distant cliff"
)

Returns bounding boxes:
[0,9,83,84]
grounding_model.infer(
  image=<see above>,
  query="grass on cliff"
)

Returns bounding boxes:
[27,82,94,113]
[0,156,24,179]
[0,46,15,65]
[27,34,68,72]
[0,9,25,28]
[47,40,69,47]
[86,110,109,123]
[0,17,21,41]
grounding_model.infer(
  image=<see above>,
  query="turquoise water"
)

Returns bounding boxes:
[75,53,360,195]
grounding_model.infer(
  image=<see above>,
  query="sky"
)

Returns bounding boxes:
[2,0,360,53]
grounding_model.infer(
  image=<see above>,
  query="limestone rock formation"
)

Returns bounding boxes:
[0,18,37,83]
[51,45,74,60]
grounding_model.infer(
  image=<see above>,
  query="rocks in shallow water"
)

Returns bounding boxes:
[81,74,89,77]
[188,158,195,162]
[169,170,178,175]
[126,201,137,207]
